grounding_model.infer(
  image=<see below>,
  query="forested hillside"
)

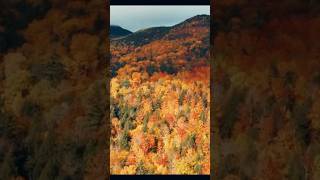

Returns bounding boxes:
[110,15,210,174]
[110,25,132,39]
[213,0,320,179]
[1,0,319,179]
[0,1,108,179]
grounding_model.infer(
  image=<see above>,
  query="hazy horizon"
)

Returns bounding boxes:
[111,6,210,32]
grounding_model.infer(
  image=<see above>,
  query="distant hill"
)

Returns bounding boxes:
[111,15,210,47]
[164,14,210,41]
[110,14,210,74]
[112,26,171,46]
[173,14,210,29]
[110,25,132,39]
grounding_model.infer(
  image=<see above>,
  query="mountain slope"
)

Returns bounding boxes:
[110,14,210,175]
[110,14,210,74]
[110,25,132,38]
[112,26,171,46]
[111,15,210,47]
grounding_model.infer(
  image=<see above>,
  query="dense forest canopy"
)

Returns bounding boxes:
[0,1,108,179]
[213,0,320,179]
[110,15,210,174]
[0,0,319,179]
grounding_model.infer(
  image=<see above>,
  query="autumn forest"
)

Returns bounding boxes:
[1,0,319,179]
[110,15,210,174]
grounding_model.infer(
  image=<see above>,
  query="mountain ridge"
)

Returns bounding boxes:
[111,14,210,46]
[110,25,132,38]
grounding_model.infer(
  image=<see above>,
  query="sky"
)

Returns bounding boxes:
[111,6,210,32]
